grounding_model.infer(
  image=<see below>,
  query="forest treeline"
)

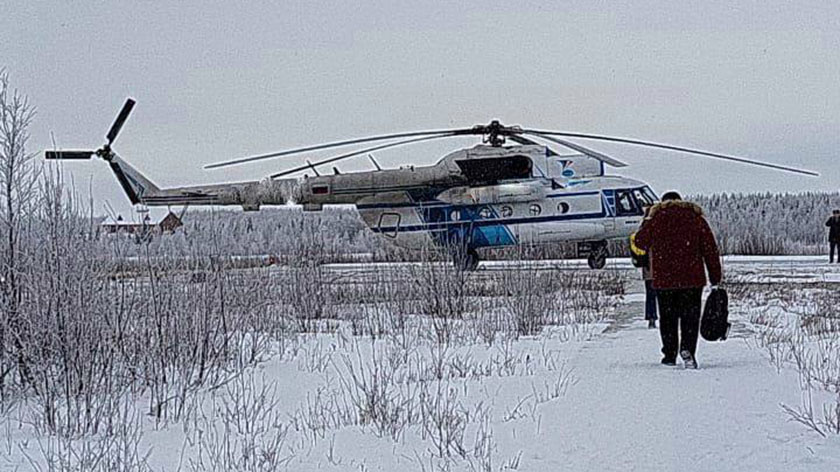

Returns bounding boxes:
[694,192,840,255]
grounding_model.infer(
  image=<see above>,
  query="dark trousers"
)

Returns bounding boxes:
[644,280,658,321]
[656,288,702,360]
[831,241,840,263]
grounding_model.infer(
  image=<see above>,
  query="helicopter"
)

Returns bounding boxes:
[46,98,818,270]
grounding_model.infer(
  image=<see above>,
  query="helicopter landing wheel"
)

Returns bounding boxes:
[587,243,608,270]
[454,248,480,271]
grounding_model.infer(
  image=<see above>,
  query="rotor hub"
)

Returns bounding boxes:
[96,145,114,161]
[473,120,521,147]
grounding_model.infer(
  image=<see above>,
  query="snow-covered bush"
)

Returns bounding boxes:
[740,284,840,436]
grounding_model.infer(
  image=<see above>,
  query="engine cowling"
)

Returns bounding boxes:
[436,181,545,205]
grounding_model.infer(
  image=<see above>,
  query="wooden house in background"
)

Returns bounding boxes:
[100,211,183,237]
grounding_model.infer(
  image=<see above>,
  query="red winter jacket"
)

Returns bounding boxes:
[634,200,722,290]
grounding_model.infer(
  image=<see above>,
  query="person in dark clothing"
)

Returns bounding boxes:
[642,263,658,329]
[634,191,722,369]
[631,207,657,329]
[826,210,840,263]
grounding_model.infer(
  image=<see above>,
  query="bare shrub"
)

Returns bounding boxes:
[740,284,840,436]
[496,259,559,337]
[279,262,338,333]
[0,68,38,400]
[186,372,293,471]
[419,380,468,459]
[468,407,494,472]
[2,167,294,436]
[20,397,151,472]
[409,248,472,345]
[334,340,414,441]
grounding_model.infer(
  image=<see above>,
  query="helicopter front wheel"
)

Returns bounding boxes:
[587,242,608,270]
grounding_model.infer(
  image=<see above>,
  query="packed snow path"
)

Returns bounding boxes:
[508,279,840,471]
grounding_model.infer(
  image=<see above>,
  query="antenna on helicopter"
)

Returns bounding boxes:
[368,154,383,171]
[306,160,321,176]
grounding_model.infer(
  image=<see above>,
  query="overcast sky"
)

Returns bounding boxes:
[2,0,838,216]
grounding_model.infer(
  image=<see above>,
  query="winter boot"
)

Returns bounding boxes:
[680,350,698,369]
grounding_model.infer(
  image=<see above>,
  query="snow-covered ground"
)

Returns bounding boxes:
[2,257,839,471]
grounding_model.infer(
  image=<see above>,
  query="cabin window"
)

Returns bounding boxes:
[450,210,461,221]
[377,213,400,238]
[529,204,542,216]
[557,202,570,214]
[312,185,329,195]
[479,207,493,219]
[501,206,513,217]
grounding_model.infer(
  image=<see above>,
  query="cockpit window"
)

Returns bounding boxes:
[633,188,655,208]
[616,191,639,216]
[615,187,659,217]
[640,186,659,205]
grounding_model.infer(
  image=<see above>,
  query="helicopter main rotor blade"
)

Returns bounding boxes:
[524,133,628,167]
[208,127,479,170]
[106,98,136,145]
[507,134,563,157]
[270,133,461,179]
[506,135,539,146]
[521,129,818,177]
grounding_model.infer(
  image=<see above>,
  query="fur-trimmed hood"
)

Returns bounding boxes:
[646,200,703,219]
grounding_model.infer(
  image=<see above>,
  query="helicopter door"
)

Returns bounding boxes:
[377,212,401,238]
[601,190,616,231]
[612,189,644,232]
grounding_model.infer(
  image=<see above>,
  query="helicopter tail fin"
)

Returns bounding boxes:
[107,153,161,205]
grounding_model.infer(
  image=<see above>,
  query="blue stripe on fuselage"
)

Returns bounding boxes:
[371,209,607,234]
[356,190,601,210]
[362,190,607,247]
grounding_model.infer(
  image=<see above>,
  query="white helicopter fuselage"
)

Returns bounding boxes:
[345,144,657,253]
[356,174,655,251]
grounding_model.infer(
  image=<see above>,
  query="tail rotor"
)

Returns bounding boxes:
[45,98,136,161]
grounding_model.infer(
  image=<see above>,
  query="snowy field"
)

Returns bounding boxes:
[1,257,840,471]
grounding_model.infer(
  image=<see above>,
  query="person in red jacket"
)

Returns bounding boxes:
[634,191,722,369]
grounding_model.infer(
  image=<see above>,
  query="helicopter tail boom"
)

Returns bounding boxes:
[48,147,302,208]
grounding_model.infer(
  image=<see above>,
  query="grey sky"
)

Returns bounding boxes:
[2,0,838,216]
